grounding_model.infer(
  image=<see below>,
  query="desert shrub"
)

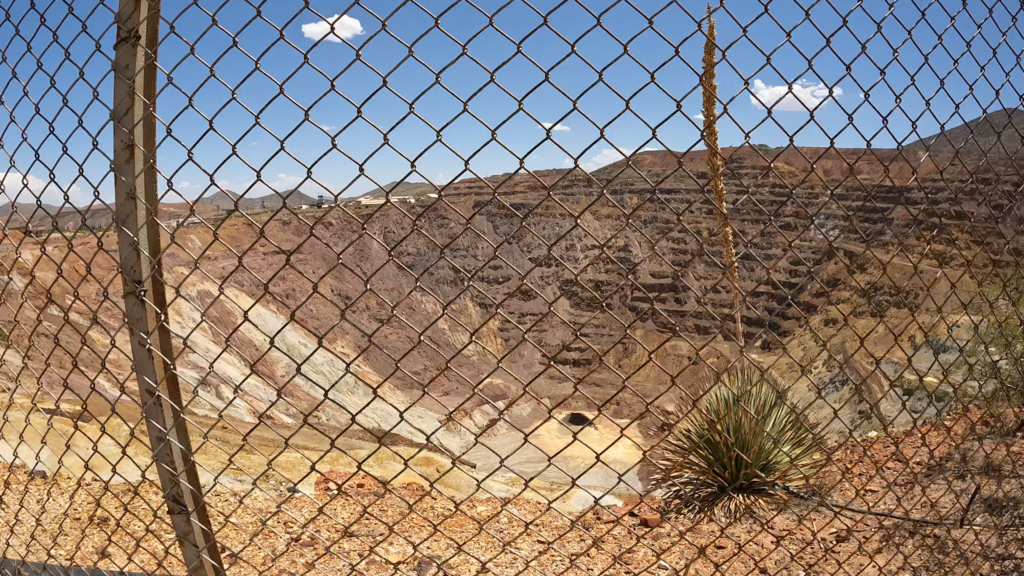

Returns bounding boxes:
[955,319,1024,408]
[951,267,1024,430]
[649,365,824,520]
[925,336,960,355]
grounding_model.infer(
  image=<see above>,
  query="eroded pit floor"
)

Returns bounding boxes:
[0,408,1021,576]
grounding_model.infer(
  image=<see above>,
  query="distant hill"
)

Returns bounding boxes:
[906,107,1024,156]
[591,147,806,184]
[0,188,324,233]
[196,189,319,210]
[0,202,62,219]
[591,149,693,179]
[248,189,319,209]
[195,190,241,207]
[0,202,113,231]
[357,181,437,200]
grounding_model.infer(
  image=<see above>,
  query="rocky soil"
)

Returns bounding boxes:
[0,408,1021,576]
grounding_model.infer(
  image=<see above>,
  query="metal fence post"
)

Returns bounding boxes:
[111,2,225,575]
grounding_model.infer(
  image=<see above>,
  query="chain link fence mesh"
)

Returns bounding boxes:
[1,0,1023,575]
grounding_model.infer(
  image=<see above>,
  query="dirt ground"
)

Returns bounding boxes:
[0,407,1021,576]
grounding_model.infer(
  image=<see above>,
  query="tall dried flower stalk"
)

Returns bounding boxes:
[701,5,744,346]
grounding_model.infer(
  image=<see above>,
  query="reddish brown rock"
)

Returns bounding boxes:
[313,471,353,494]
[640,513,662,528]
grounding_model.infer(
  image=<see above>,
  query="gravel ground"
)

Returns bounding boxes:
[1,408,1022,576]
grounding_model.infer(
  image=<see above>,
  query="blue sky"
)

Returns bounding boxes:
[0,0,1021,208]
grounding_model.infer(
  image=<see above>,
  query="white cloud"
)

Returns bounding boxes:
[302,14,364,43]
[268,173,303,191]
[0,171,85,205]
[1,172,44,197]
[583,147,631,171]
[562,158,574,167]
[858,92,865,99]
[693,112,705,121]
[541,122,570,132]
[750,79,842,112]
[216,173,306,196]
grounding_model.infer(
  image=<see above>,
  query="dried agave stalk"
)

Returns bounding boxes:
[702,5,744,346]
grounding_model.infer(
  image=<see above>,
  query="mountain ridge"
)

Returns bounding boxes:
[5,109,1021,222]
[905,107,1024,156]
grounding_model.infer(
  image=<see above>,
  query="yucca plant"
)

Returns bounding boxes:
[650,365,824,520]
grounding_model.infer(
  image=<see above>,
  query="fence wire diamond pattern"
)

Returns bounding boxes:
[0,1,1023,575]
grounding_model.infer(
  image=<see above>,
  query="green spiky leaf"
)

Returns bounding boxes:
[649,365,824,520]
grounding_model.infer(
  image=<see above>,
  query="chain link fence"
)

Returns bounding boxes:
[1,0,1023,575]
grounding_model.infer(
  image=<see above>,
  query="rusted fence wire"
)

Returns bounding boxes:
[1,1,1023,575]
